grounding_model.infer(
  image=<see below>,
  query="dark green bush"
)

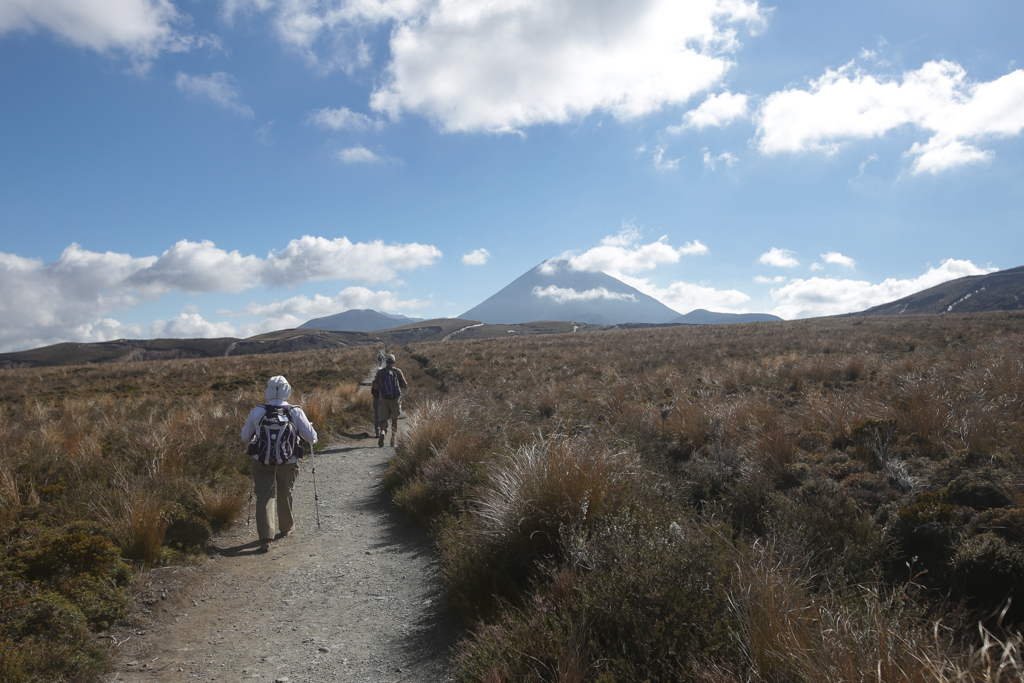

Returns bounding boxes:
[771,477,888,580]
[4,521,132,630]
[164,515,213,551]
[951,532,1024,622]
[453,507,740,682]
[0,591,110,683]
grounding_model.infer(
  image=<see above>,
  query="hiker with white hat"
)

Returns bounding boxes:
[241,376,318,553]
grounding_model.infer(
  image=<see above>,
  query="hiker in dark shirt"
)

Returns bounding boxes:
[372,354,408,448]
[372,347,386,438]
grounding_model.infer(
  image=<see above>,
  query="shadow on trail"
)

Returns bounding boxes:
[346,448,463,672]
[212,539,264,557]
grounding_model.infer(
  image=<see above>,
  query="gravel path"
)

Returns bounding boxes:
[107,435,460,683]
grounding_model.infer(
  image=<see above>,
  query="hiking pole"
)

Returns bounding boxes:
[246,471,254,527]
[308,439,321,531]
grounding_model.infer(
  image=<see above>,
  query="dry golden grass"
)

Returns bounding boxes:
[387,312,1024,682]
[4,313,1024,682]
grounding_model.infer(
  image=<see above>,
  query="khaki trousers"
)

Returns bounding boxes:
[251,460,298,542]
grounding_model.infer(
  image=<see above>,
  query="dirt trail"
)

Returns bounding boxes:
[107,435,459,683]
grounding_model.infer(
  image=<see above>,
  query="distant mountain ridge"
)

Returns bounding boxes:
[0,319,474,368]
[299,309,423,332]
[673,309,782,324]
[461,260,683,325]
[850,265,1024,316]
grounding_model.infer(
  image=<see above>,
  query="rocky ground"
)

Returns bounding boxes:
[105,432,460,683]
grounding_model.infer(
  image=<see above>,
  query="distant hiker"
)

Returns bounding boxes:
[372,347,387,438]
[372,354,408,448]
[241,376,318,553]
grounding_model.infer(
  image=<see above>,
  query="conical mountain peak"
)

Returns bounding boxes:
[461,261,681,324]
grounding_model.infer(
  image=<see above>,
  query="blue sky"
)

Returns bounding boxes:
[1,0,1022,352]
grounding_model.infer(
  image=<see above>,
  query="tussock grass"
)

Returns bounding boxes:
[473,437,634,560]
[0,345,393,681]
[97,487,171,564]
[6,313,1024,681]
[383,312,1024,681]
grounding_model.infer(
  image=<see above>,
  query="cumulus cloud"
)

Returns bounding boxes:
[0,237,441,352]
[126,240,262,296]
[308,106,383,131]
[0,0,194,61]
[462,248,490,266]
[669,91,749,132]
[616,273,751,314]
[175,72,254,116]
[822,251,856,268]
[754,275,786,284]
[532,286,636,304]
[759,247,799,268]
[565,225,708,275]
[150,312,237,338]
[337,146,382,163]
[757,59,1024,174]
[364,0,765,133]
[768,258,997,319]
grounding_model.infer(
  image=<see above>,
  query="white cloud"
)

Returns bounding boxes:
[616,273,750,314]
[366,0,765,133]
[259,235,441,285]
[653,146,681,171]
[308,106,383,131]
[768,258,998,319]
[0,237,441,352]
[338,146,382,163]
[126,239,262,296]
[175,72,254,117]
[754,275,786,284]
[0,0,193,62]
[757,59,1024,174]
[462,248,490,266]
[0,245,152,352]
[150,312,237,338]
[532,286,636,304]
[565,225,708,274]
[669,91,749,132]
[759,247,799,268]
[822,251,856,268]
[702,148,737,170]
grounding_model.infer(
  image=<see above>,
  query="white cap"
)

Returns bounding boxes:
[266,376,291,401]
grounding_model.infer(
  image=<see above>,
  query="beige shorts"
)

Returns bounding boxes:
[378,396,401,421]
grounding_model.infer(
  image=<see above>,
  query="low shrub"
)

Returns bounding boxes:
[0,591,110,683]
[0,520,132,682]
[3,521,133,630]
[453,508,740,682]
[951,532,1024,622]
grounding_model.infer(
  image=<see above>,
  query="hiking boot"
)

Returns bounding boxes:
[378,432,385,447]
[390,433,396,447]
